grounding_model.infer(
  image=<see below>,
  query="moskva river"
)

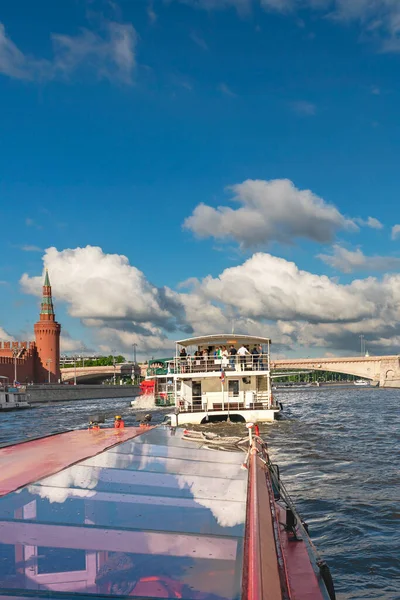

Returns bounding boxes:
[1,387,399,599]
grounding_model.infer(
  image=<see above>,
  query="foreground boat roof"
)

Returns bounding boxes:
[176,333,271,347]
[0,427,248,600]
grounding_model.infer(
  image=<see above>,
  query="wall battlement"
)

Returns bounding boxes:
[0,341,36,351]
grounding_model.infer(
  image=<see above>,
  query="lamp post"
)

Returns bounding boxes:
[132,343,137,384]
[12,350,17,386]
[359,335,365,356]
[46,358,52,384]
[113,356,116,386]
[74,355,77,386]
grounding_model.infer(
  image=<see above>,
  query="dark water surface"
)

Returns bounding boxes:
[0,389,399,599]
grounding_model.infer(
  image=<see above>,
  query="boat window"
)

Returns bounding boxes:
[229,380,239,396]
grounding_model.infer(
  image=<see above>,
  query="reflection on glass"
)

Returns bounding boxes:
[0,427,247,599]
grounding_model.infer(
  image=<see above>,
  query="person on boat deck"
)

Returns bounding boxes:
[229,345,237,369]
[114,415,125,428]
[251,346,260,369]
[179,347,187,372]
[237,345,250,370]
[214,346,221,358]
[221,346,229,369]
[258,344,265,369]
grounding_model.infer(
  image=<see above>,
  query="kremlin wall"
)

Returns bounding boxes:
[0,271,61,384]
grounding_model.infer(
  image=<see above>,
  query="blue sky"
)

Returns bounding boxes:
[2,0,400,358]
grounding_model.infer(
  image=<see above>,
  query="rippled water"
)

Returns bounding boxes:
[1,389,399,599]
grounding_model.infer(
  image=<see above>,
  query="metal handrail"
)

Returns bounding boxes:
[147,354,270,376]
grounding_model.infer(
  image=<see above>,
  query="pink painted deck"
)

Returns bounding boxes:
[0,427,146,496]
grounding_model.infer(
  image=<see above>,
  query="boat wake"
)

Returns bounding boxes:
[130,393,157,410]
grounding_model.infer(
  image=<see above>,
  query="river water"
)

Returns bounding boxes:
[0,388,399,599]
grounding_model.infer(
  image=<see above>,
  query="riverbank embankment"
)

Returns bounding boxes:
[26,384,140,404]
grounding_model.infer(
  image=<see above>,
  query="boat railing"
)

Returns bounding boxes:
[178,395,273,413]
[146,354,270,377]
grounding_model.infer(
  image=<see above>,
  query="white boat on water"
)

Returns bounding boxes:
[146,334,280,426]
[0,376,31,411]
[354,379,370,386]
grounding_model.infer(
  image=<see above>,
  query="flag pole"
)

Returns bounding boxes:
[221,369,225,411]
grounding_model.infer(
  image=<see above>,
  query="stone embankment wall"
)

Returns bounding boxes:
[26,384,140,404]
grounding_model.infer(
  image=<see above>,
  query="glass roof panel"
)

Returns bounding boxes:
[0,427,247,600]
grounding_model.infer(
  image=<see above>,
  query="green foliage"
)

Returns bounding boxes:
[61,355,126,368]
[273,370,355,383]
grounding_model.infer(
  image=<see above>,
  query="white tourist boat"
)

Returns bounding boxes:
[0,377,31,411]
[354,379,370,386]
[146,334,280,426]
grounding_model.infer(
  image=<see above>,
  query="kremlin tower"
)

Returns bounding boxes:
[34,270,61,383]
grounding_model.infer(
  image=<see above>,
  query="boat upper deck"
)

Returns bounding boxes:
[0,427,248,600]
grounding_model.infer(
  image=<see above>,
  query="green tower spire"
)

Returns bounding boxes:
[44,268,51,287]
[40,270,55,317]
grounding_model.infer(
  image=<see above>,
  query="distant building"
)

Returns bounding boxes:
[0,271,61,383]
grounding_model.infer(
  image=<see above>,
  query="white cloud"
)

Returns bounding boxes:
[175,1,400,52]
[178,0,252,13]
[290,100,316,115]
[20,244,400,356]
[218,82,236,96]
[391,224,400,240]
[0,21,137,84]
[190,31,209,50]
[147,3,158,23]
[0,327,14,341]
[355,216,384,230]
[21,246,182,325]
[184,178,358,247]
[196,252,374,323]
[20,245,43,252]
[20,246,186,356]
[0,23,50,80]
[60,332,87,353]
[191,252,400,353]
[318,244,400,273]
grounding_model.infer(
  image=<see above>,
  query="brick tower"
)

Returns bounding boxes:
[34,270,61,383]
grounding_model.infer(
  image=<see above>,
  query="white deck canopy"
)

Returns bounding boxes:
[176,334,271,348]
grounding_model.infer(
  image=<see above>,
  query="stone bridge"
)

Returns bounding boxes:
[62,355,400,387]
[271,355,400,387]
[61,364,141,383]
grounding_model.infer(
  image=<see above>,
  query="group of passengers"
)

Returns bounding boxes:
[178,344,265,371]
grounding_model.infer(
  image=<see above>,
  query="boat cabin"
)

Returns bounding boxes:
[147,335,279,425]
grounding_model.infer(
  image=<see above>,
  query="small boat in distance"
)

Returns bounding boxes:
[146,334,280,426]
[0,376,31,411]
[354,379,370,386]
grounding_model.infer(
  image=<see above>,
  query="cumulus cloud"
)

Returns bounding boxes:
[184,178,358,247]
[318,245,400,273]
[391,224,400,240]
[196,252,374,323]
[20,246,187,355]
[60,332,88,353]
[20,244,400,356]
[191,253,400,353]
[0,21,136,84]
